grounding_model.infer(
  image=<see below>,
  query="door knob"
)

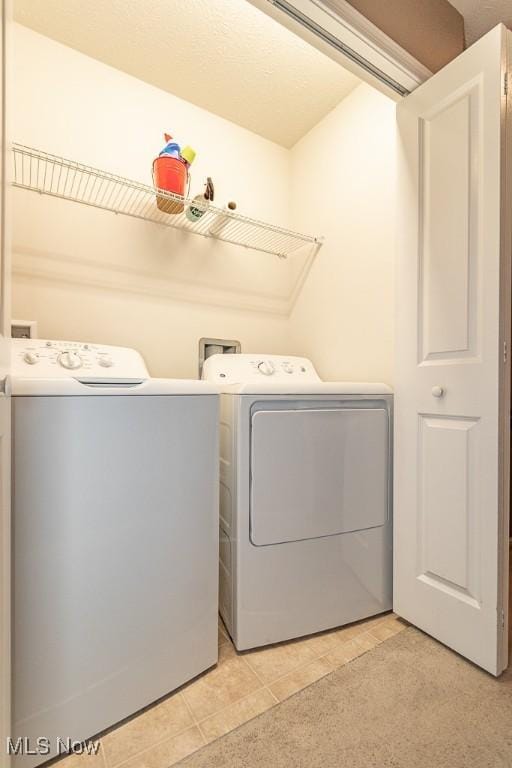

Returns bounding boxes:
[431,385,445,398]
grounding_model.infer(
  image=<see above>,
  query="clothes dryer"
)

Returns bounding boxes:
[203,353,392,650]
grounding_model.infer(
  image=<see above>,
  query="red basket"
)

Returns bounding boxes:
[153,156,188,214]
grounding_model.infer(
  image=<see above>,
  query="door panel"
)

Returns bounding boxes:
[420,85,478,361]
[395,24,510,675]
[250,407,388,545]
[419,415,479,602]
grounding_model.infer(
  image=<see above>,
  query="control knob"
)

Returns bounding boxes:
[257,361,274,376]
[58,350,82,370]
[98,356,113,368]
[23,351,38,365]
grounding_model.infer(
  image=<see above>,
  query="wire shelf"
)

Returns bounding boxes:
[12,143,322,259]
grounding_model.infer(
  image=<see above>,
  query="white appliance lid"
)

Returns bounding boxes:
[218,381,393,395]
[202,353,392,395]
[11,339,218,395]
[10,377,218,396]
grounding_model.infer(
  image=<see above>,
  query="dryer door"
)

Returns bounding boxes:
[250,406,389,546]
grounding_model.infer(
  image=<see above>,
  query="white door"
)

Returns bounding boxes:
[0,0,11,763]
[394,24,511,676]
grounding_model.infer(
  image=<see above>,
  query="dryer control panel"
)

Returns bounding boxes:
[202,353,321,384]
[11,339,149,379]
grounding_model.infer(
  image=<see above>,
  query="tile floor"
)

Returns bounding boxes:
[57,613,406,768]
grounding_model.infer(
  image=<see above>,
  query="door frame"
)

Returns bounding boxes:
[498,32,512,672]
[1,0,11,764]
[248,0,432,98]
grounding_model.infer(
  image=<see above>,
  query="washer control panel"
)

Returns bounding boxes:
[202,353,321,384]
[12,339,149,379]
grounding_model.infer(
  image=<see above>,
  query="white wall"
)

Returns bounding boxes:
[289,84,396,384]
[13,276,289,378]
[11,24,293,377]
[11,25,397,383]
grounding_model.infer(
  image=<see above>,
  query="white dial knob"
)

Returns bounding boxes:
[23,351,38,365]
[98,356,113,368]
[257,361,274,376]
[282,363,294,374]
[58,350,82,370]
[431,385,445,398]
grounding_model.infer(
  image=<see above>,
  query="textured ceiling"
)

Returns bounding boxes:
[13,0,360,148]
[448,0,512,45]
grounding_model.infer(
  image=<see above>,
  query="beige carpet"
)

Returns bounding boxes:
[179,627,512,768]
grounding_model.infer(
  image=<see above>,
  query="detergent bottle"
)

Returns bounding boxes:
[186,177,214,223]
[159,133,182,159]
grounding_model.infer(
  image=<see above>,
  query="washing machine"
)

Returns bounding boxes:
[11,339,219,766]
[203,353,393,650]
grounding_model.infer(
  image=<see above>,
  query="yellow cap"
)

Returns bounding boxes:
[181,146,196,165]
